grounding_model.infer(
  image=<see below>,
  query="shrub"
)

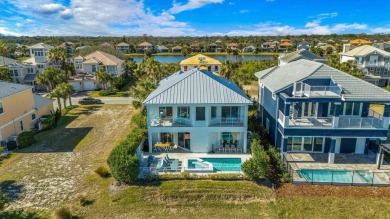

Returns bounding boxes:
[17,131,35,148]
[77,194,94,207]
[242,139,269,181]
[95,166,110,178]
[180,171,191,179]
[99,89,117,96]
[6,141,17,151]
[54,207,72,219]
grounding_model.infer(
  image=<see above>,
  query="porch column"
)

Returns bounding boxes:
[332,102,341,128]
[382,104,390,129]
[283,102,291,127]
[281,137,288,161]
[328,138,336,164]
[243,131,248,153]
[148,131,153,154]
[376,146,384,169]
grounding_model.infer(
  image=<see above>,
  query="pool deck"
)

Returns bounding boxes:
[286,153,390,185]
[142,148,251,174]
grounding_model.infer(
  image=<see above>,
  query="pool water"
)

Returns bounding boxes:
[298,169,380,183]
[188,158,242,172]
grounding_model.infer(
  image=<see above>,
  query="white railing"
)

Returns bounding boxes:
[150,117,192,127]
[209,117,245,127]
[338,117,383,128]
[293,82,342,97]
[289,117,334,127]
[278,110,285,125]
[363,61,385,67]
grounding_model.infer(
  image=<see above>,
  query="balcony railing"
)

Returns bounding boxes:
[338,117,383,128]
[293,82,342,98]
[278,110,285,125]
[209,117,245,127]
[150,117,192,127]
[361,61,385,67]
[288,117,334,128]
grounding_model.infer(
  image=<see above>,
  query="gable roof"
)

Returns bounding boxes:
[100,42,112,47]
[0,56,17,66]
[255,59,390,101]
[0,81,32,99]
[30,42,53,49]
[156,45,169,50]
[180,54,222,65]
[33,94,53,109]
[172,46,182,50]
[143,69,252,105]
[349,39,372,45]
[83,51,124,66]
[280,49,326,63]
[116,42,130,47]
[341,45,390,57]
[139,41,152,47]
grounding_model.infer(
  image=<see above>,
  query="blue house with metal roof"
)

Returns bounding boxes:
[143,69,252,153]
[255,59,390,163]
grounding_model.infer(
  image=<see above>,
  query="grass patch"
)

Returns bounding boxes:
[89,91,128,97]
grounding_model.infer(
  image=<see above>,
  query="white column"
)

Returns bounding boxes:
[243,131,248,153]
[148,131,153,154]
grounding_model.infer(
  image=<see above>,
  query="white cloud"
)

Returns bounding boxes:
[33,3,66,15]
[59,9,74,20]
[369,26,390,34]
[239,9,249,14]
[0,26,21,36]
[169,0,223,14]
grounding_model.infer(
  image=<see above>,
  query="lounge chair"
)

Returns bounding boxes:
[237,145,243,153]
[219,145,224,153]
[156,159,166,170]
[225,145,230,153]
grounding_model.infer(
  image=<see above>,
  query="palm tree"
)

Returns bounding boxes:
[0,41,8,66]
[124,57,137,77]
[220,60,234,80]
[48,48,67,69]
[142,57,161,84]
[64,83,75,106]
[96,68,112,90]
[232,49,239,61]
[36,67,66,91]
[50,86,63,111]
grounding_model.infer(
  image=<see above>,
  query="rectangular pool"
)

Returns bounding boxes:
[187,158,242,172]
[298,169,382,184]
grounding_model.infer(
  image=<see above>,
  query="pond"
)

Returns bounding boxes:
[129,55,273,63]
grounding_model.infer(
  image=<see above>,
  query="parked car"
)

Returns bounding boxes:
[78,98,103,105]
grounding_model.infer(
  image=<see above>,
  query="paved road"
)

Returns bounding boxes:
[39,92,132,109]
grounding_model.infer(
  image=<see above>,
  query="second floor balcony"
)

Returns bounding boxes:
[209,117,245,127]
[150,117,192,127]
[293,82,342,98]
[278,110,385,129]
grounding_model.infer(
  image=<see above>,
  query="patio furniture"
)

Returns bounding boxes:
[225,145,231,153]
[219,145,224,153]
[236,145,243,153]
[231,145,237,153]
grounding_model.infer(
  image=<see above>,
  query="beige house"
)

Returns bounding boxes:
[0,81,53,142]
[116,42,130,53]
[138,42,153,53]
[180,54,222,72]
[71,51,125,91]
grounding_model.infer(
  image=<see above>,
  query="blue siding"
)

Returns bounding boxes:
[263,86,277,120]
[340,138,356,153]
[282,128,388,138]
[263,109,277,145]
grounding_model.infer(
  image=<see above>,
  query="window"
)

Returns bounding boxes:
[160,133,173,142]
[27,68,34,73]
[0,102,3,114]
[287,137,324,152]
[328,103,343,116]
[37,64,44,69]
[177,106,190,119]
[34,49,44,57]
[208,66,211,71]
[92,65,97,72]
[211,106,217,119]
[196,107,205,121]
[20,121,24,131]
[32,113,36,120]
[215,65,218,71]
[159,107,173,118]
[12,70,18,76]
[184,66,187,71]
[106,66,116,74]
[222,106,240,118]
[344,102,361,116]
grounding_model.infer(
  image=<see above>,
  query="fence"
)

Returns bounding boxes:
[284,157,390,186]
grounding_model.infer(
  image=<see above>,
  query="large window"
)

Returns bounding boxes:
[196,107,205,121]
[0,102,3,114]
[177,106,190,119]
[160,133,173,142]
[92,65,97,72]
[159,107,172,118]
[287,137,324,152]
[344,102,361,116]
[328,103,343,116]
[211,106,217,119]
[221,106,240,118]
[20,121,24,131]
[106,66,116,74]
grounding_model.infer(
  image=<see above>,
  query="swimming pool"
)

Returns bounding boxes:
[187,158,242,172]
[298,169,381,184]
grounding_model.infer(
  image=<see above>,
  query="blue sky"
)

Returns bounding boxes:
[1,0,390,36]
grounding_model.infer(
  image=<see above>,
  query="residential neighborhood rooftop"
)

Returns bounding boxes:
[0,56,17,66]
[279,49,326,63]
[348,39,372,45]
[116,42,130,46]
[0,81,33,99]
[143,69,252,105]
[255,59,390,101]
[30,42,53,49]
[83,50,124,66]
[341,45,390,57]
[179,54,222,65]
[33,94,54,109]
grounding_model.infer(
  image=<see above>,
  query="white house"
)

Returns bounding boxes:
[340,45,390,87]
[26,42,53,73]
[71,51,125,91]
[179,54,222,72]
[143,69,252,153]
